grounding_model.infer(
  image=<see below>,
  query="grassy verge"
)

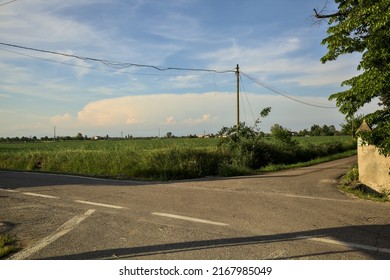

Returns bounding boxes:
[0,137,357,180]
[338,163,389,202]
[257,150,357,173]
[0,234,19,259]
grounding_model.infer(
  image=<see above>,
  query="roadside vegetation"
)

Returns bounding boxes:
[0,234,18,259]
[338,164,389,202]
[216,118,356,177]
[0,122,357,181]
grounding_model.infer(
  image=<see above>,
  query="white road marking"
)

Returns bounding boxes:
[299,235,390,254]
[284,194,359,203]
[0,188,19,193]
[75,200,126,209]
[22,192,59,199]
[152,212,229,227]
[9,209,95,260]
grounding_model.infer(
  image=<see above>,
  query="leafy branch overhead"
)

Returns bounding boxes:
[316,0,390,155]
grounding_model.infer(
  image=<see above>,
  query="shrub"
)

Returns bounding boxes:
[218,122,357,175]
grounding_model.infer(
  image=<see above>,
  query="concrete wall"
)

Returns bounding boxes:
[357,139,390,193]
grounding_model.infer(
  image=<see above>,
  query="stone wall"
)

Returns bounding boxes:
[357,139,390,193]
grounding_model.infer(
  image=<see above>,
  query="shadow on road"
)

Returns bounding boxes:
[42,224,390,260]
[0,170,150,188]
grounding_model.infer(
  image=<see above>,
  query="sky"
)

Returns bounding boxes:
[0,0,377,138]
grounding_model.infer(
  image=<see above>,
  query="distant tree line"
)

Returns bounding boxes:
[0,116,363,143]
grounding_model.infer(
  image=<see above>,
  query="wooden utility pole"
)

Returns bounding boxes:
[235,64,240,131]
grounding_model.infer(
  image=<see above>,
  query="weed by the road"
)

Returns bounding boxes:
[0,234,19,259]
[258,150,357,172]
[0,136,357,180]
[338,164,389,202]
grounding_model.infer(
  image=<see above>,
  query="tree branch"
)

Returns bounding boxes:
[314,8,346,18]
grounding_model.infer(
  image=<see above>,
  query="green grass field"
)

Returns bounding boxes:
[0,136,356,180]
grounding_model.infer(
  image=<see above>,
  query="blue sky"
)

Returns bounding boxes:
[0,0,374,137]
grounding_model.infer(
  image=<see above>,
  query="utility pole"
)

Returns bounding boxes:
[235,64,240,131]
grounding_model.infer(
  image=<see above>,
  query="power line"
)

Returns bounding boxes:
[239,73,256,125]
[0,47,188,77]
[1,41,337,110]
[240,71,337,109]
[0,0,18,7]
[0,41,236,74]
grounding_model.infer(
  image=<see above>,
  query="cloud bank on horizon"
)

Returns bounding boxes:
[0,0,374,137]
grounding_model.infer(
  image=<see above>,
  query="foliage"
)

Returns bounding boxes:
[340,114,365,136]
[270,124,296,145]
[218,111,356,172]
[0,138,223,180]
[0,235,18,259]
[0,136,356,180]
[318,0,390,155]
[338,164,389,202]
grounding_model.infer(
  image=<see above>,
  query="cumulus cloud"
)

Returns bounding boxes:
[165,116,176,125]
[77,97,143,126]
[76,93,221,127]
[183,114,212,124]
[51,113,73,124]
[67,92,352,135]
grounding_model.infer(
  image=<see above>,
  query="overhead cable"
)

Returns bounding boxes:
[0,41,235,74]
[0,0,18,7]
[240,71,337,109]
[0,47,187,77]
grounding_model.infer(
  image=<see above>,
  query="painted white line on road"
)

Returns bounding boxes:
[75,200,126,209]
[0,188,19,193]
[284,194,358,203]
[299,235,390,254]
[9,209,95,260]
[22,192,60,199]
[152,212,229,227]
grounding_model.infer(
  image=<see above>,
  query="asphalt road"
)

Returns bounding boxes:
[1,156,390,260]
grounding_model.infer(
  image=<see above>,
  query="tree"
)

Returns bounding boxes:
[316,0,390,155]
[310,124,322,136]
[340,114,365,136]
[270,124,295,144]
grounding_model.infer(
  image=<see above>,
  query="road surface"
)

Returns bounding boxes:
[1,156,390,259]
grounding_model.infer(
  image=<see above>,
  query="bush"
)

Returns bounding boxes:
[130,147,225,180]
[218,123,357,175]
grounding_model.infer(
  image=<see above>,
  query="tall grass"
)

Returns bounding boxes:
[0,137,356,180]
[0,139,224,180]
[0,235,18,259]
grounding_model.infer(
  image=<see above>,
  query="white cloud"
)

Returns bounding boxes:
[64,92,348,135]
[0,1,372,138]
[165,116,176,125]
[76,93,221,127]
[183,114,212,124]
[169,75,202,89]
[201,33,360,88]
[51,113,73,124]
[0,1,104,46]
[201,36,302,72]
[77,97,143,126]
[0,0,171,73]
[146,11,203,42]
